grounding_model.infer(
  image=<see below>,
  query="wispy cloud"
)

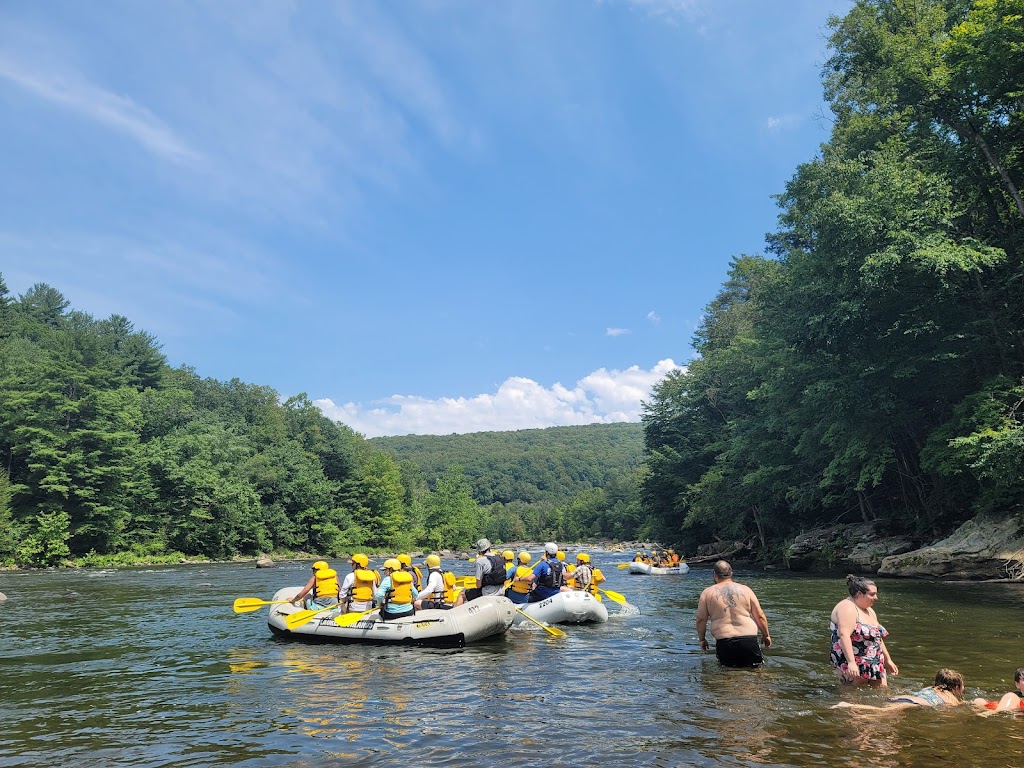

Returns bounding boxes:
[612,0,706,23]
[315,359,684,437]
[0,54,200,165]
[606,327,631,336]
[647,310,661,324]
[764,114,801,132]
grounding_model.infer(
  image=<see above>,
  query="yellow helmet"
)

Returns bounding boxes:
[312,560,329,571]
[566,564,576,573]
[502,550,514,562]
[556,551,565,561]
[383,558,401,571]
[518,551,532,564]
[350,553,369,568]
[397,553,412,567]
[425,554,441,568]
[576,553,590,563]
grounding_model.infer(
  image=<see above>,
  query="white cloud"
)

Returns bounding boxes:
[647,310,661,324]
[0,54,200,165]
[764,114,801,132]
[315,359,684,437]
[606,327,631,336]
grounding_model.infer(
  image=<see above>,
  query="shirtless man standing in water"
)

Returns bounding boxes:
[695,560,772,667]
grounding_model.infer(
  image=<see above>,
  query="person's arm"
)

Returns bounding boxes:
[879,637,898,676]
[374,577,390,604]
[834,601,860,680]
[696,592,710,652]
[748,591,771,648]
[291,575,316,604]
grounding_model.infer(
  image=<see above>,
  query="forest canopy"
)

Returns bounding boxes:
[640,0,1024,555]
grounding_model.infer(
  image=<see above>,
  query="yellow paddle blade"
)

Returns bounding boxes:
[285,604,335,630]
[514,608,566,638]
[598,588,628,605]
[616,563,631,570]
[233,597,293,613]
[334,608,377,627]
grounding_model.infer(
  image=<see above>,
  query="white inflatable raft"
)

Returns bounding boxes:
[267,588,515,648]
[628,562,690,575]
[512,590,608,626]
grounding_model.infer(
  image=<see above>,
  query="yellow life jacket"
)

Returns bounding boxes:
[400,565,422,590]
[388,570,414,605]
[352,568,377,602]
[565,564,577,589]
[509,565,533,594]
[587,567,606,595]
[313,568,339,598]
[442,571,458,604]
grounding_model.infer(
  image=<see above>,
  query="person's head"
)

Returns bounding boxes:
[518,551,532,565]
[397,553,412,567]
[1014,668,1024,686]
[933,668,965,696]
[577,553,590,564]
[476,538,492,554]
[502,550,514,563]
[544,542,558,558]
[312,560,329,572]
[383,558,401,573]
[556,551,565,562]
[424,554,441,569]
[713,560,733,581]
[350,553,369,569]
[846,574,878,601]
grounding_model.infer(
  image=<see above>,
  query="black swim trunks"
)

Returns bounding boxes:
[714,635,764,667]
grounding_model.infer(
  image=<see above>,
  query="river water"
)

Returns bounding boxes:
[1,554,1022,767]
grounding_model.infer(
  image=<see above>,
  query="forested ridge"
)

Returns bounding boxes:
[641,0,1024,558]
[0,281,647,566]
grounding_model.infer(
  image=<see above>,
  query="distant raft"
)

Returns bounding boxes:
[266,588,515,648]
[513,590,609,626]
[628,562,690,575]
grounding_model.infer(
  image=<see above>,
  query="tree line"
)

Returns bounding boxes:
[640,0,1024,558]
[0,280,648,566]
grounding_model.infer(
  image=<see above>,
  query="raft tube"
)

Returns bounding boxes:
[267,588,515,648]
[628,562,690,575]
[513,590,608,626]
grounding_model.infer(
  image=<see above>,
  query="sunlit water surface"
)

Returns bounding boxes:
[1,555,1022,767]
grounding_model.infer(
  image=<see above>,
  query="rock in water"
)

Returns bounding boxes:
[256,555,274,568]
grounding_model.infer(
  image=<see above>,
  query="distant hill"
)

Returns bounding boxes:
[371,422,643,506]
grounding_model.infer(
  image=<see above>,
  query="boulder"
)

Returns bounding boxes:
[255,554,274,569]
[787,524,919,573]
[0,592,7,602]
[878,516,1024,580]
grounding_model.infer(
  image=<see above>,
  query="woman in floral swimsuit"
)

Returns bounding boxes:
[829,575,899,686]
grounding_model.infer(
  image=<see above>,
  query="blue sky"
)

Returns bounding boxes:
[1,0,849,437]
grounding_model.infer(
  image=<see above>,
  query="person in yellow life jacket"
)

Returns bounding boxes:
[396,553,423,590]
[504,551,534,605]
[375,558,418,621]
[634,551,645,563]
[339,553,377,614]
[291,560,340,610]
[588,560,607,597]
[572,553,594,592]
[502,550,516,580]
[564,563,577,589]
[414,554,452,610]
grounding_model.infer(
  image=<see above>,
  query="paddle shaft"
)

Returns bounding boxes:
[514,607,566,637]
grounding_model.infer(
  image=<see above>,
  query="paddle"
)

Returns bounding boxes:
[616,563,632,570]
[285,603,339,630]
[232,597,294,614]
[597,588,628,605]
[514,607,566,638]
[334,607,378,627]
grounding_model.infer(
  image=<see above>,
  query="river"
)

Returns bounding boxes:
[1,553,1022,767]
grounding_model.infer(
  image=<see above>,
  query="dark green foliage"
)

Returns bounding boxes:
[642,0,1024,555]
[372,423,646,542]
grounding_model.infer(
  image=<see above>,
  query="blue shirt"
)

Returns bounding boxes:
[531,560,562,600]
